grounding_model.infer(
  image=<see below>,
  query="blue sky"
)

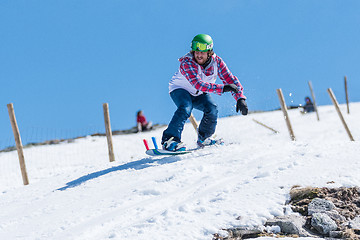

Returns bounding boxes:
[1,0,360,147]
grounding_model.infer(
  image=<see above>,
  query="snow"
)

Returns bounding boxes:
[1,103,359,240]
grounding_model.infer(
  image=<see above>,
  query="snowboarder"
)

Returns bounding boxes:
[161,34,248,152]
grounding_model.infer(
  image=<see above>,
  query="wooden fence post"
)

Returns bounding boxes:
[276,89,296,141]
[189,113,198,132]
[7,103,29,185]
[308,81,320,121]
[103,103,115,162]
[252,118,279,134]
[189,113,220,139]
[327,88,355,141]
[344,76,350,114]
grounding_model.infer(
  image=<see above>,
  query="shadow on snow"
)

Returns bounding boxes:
[57,156,182,191]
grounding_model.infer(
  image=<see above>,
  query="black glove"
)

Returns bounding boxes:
[223,84,239,93]
[236,98,248,115]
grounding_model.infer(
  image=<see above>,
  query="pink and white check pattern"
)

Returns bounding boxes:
[179,54,246,100]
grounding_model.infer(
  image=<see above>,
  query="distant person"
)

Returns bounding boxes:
[161,34,248,152]
[301,96,315,113]
[136,110,152,132]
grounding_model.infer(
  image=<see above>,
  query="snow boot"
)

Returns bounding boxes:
[162,137,186,152]
[197,137,224,148]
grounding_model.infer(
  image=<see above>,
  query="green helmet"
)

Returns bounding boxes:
[191,34,213,52]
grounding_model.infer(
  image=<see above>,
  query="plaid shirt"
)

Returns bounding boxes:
[179,53,246,100]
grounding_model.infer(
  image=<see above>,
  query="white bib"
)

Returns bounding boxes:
[169,53,218,96]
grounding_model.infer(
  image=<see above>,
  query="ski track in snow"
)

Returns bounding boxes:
[0,103,359,239]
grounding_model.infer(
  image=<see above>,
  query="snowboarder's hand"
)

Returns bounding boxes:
[236,98,248,115]
[223,84,239,93]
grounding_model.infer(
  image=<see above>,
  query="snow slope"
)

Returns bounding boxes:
[0,103,359,240]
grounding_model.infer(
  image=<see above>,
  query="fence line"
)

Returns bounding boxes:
[1,85,356,189]
[0,125,105,153]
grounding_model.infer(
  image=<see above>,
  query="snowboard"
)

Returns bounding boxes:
[145,148,192,156]
[143,137,223,157]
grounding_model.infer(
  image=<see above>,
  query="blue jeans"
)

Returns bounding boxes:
[162,89,218,143]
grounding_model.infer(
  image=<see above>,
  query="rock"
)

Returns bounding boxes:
[265,215,315,237]
[221,187,360,239]
[226,227,262,239]
[325,210,347,223]
[290,186,320,203]
[348,216,360,229]
[308,198,336,215]
[329,230,343,238]
[318,187,360,220]
[311,212,338,235]
[265,225,281,233]
[289,187,321,216]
